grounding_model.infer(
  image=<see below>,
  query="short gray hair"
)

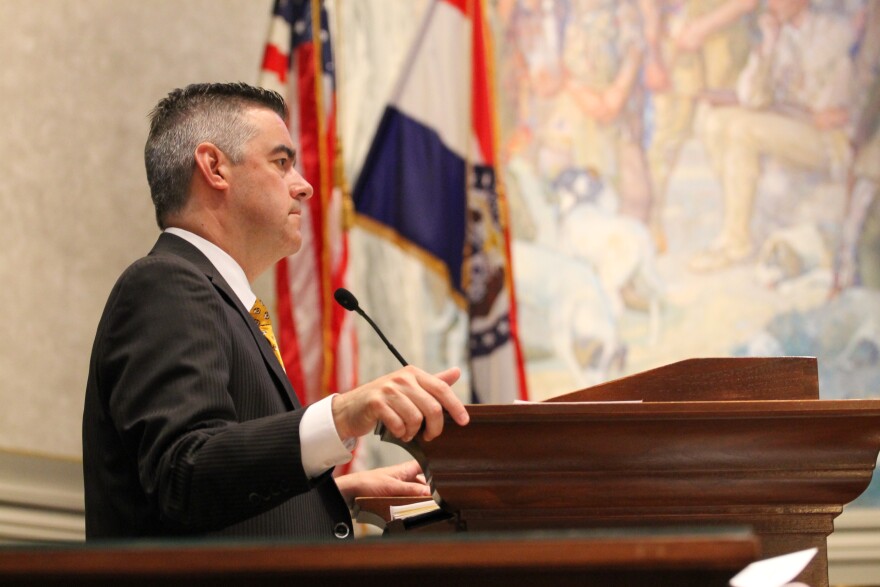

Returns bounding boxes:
[144,82,288,229]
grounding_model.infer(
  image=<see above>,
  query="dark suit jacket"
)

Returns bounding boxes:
[82,233,352,539]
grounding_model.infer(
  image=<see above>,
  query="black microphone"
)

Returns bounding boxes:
[333,288,408,367]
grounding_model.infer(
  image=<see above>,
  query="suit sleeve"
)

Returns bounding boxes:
[95,255,316,532]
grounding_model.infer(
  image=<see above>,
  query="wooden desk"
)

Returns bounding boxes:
[0,528,758,587]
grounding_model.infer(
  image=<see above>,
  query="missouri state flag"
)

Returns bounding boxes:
[353,0,528,403]
[259,0,357,408]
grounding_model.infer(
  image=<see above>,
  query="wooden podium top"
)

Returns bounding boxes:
[546,356,820,402]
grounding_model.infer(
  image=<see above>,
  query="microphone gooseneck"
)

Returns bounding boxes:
[333,288,408,367]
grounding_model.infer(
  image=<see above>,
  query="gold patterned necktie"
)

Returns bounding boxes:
[250,298,286,372]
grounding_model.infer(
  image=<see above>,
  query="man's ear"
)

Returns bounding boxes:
[193,142,230,190]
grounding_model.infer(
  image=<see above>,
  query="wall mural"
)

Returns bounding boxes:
[491,0,880,505]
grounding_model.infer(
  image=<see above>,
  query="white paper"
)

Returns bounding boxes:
[388,499,439,520]
[729,548,817,587]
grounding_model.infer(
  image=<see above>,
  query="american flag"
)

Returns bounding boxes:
[259,0,356,409]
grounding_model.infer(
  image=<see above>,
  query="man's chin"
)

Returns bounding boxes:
[284,236,303,257]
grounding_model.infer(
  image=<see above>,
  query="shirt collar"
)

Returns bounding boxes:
[164,227,257,311]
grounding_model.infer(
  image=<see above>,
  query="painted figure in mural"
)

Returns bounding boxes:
[494,0,570,242]
[641,0,758,253]
[833,0,880,293]
[561,0,653,226]
[498,0,652,232]
[495,0,657,387]
[497,0,568,179]
[690,0,855,271]
[556,1,667,347]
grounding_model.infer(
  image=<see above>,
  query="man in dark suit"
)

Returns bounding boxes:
[82,82,469,540]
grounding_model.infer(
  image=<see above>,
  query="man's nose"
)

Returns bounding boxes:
[291,174,314,200]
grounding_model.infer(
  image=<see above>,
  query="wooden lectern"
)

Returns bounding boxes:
[356,357,880,587]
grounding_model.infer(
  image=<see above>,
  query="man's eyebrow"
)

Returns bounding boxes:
[270,145,295,159]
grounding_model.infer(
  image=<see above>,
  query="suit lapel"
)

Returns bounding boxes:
[150,233,302,410]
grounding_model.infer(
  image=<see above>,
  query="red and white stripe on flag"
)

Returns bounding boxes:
[259,0,357,408]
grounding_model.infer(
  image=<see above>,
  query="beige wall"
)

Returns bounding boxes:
[0,0,274,458]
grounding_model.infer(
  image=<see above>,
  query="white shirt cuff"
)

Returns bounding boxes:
[299,394,356,478]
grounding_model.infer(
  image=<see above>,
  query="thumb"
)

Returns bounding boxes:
[392,459,424,481]
[390,480,432,498]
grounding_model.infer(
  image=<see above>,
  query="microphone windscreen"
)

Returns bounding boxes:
[334,287,359,311]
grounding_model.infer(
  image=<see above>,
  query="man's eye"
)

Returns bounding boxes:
[277,158,288,168]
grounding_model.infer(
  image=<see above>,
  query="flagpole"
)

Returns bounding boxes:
[480,0,529,401]
[463,0,475,299]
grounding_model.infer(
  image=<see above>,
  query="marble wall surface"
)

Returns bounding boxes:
[0,0,274,458]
